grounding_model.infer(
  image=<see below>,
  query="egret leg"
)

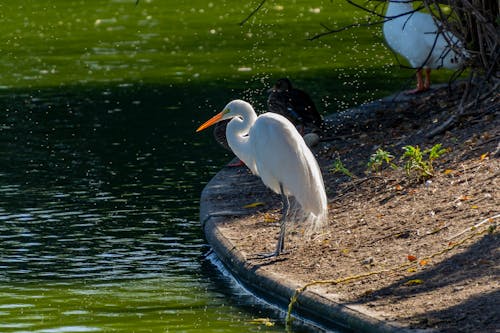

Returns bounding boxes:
[406,69,428,94]
[275,183,289,254]
[424,68,431,90]
[258,183,289,258]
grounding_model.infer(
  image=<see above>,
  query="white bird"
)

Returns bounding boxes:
[197,100,328,257]
[383,0,468,93]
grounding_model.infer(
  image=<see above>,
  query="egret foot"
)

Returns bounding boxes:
[226,159,245,167]
[405,68,431,94]
[405,87,430,95]
[256,249,289,259]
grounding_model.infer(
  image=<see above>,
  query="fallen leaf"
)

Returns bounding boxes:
[407,267,417,273]
[361,289,374,296]
[405,279,424,286]
[419,259,429,266]
[341,249,349,255]
[481,132,491,140]
[407,255,417,262]
[480,153,489,161]
[243,202,265,208]
[249,318,275,327]
[443,169,454,175]
[471,205,478,209]
[264,217,278,223]
[459,195,470,201]
[394,184,403,191]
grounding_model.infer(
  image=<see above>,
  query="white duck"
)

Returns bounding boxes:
[383,0,467,93]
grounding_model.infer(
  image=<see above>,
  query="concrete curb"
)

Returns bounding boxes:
[197,88,456,331]
[200,165,426,333]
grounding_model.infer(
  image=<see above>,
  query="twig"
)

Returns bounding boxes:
[239,0,266,26]
[426,79,499,139]
[345,0,389,18]
[309,1,423,42]
[426,71,473,138]
[309,19,389,41]
[368,228,412,245]
[447,214,500,241]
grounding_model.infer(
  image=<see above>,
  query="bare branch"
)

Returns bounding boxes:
[310,1,424,41]
[309,18,390,41]
[344,0,388,18]
[240,0,266,26]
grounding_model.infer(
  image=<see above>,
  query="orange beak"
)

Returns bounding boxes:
[196,111,224,132]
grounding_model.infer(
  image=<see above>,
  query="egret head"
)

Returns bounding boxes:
[196,100,251,132]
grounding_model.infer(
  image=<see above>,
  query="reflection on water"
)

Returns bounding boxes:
[0,85,328,332]
[0,0,388,330]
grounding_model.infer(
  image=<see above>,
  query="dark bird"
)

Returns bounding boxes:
[267,78,323,134]
[212,78,322,166]
[213,119,245,166]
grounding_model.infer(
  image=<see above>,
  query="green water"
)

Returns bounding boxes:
[0,1,459,332]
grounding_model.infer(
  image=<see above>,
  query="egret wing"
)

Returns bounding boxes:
[250,113,326,217]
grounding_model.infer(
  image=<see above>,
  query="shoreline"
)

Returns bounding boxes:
[199,86,499,332]
[200,165,423,332]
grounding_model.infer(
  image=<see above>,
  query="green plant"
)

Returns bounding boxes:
[426,143,449,161]
[367,148,397,172]
[401,144,448,179]
[330,158,354,178]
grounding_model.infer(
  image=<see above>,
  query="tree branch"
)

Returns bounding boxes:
[309,1,424,41]
[309,19,390,41]
[240,0,266,26]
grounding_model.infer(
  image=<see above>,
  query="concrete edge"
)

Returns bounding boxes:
[199,167,429,333]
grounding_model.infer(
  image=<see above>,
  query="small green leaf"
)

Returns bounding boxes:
[405,279,424,286]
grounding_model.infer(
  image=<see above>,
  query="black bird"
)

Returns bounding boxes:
[211,78,322,166]
[267,78,323,134]
[213,119,230,151]
[213,119,245,167]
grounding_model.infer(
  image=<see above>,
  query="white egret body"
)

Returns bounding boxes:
[383,1,467,92]
[197,100,328,256]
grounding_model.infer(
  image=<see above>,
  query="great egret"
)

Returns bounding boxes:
[267,78,323,133]
[383,1,468,93]
[197,100,328,257]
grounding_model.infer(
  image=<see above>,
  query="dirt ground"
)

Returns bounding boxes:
[216,83,499,332]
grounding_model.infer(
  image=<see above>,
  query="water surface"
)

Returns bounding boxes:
[0,1,459,332]
[0,84,316,332]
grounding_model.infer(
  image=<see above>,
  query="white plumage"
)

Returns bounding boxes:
[197,99,328,257]
[383,0,467,92]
